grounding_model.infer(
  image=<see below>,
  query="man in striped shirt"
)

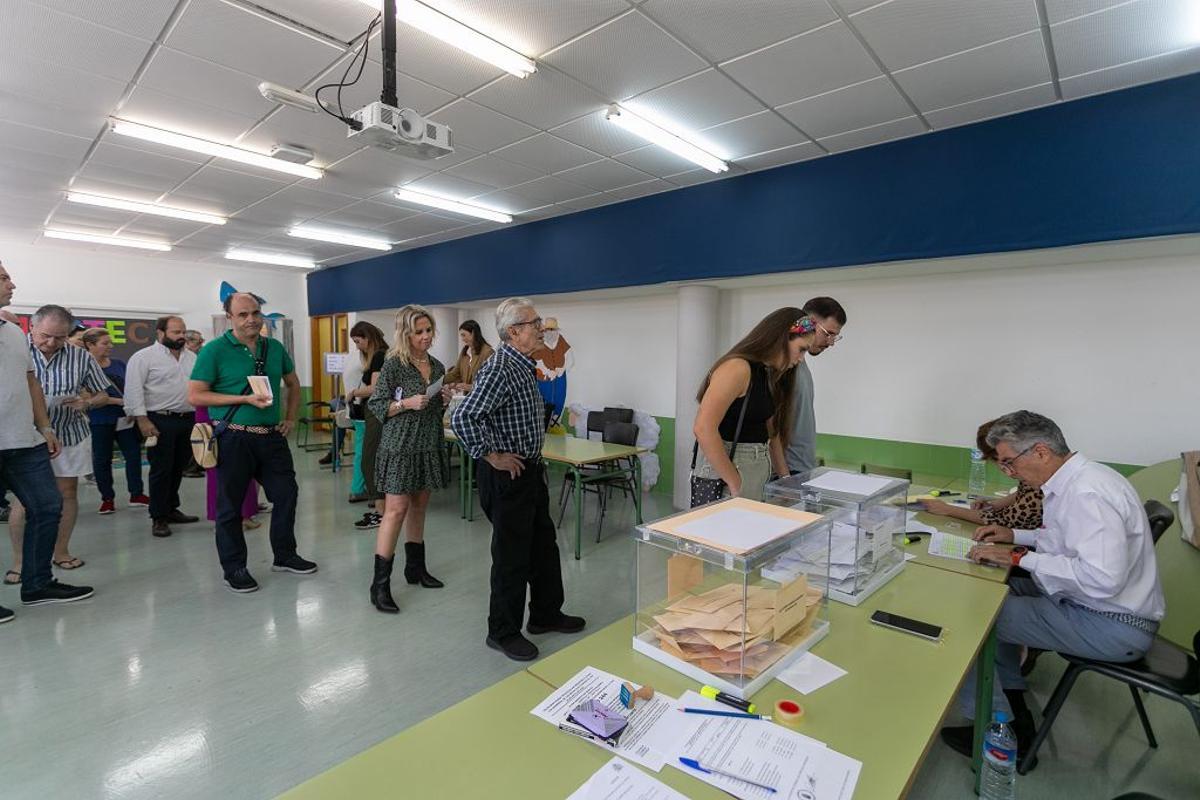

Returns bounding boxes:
[10,305,112,574]
[451,297,584,662]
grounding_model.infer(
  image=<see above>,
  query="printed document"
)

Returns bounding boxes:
[928,529,975,561]
[566,757,690,800]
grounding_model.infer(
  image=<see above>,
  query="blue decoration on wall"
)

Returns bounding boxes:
[219,281,284,319]
[308,72,1200,316]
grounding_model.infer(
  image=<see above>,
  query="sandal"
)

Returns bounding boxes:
[3,569,19,585]
[53,556,85,570]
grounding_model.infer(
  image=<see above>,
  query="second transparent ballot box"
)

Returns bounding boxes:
[763,467,909,606]
[633,496,848,698]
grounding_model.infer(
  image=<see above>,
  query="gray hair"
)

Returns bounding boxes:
[31,304,73,328]
[495,297,535,342]
[184,330,203,341]
[985,410,1070,457]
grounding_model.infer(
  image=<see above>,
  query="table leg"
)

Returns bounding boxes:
[457,442,466,519]
[466,449,475,522]
[633,457,643,524]
[972,625,997,795]
[573,465,583,560]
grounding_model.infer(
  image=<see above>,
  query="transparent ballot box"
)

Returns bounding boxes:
[633,497,844,698]
[764,468,909,606]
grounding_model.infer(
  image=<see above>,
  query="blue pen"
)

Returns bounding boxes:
[681,707,771,721]
[679,757,777,794]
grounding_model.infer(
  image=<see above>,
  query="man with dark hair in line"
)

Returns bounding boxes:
[125,315,200,538]
[0,263,93,619]
[785,296,847,475]
[189,292,314,593]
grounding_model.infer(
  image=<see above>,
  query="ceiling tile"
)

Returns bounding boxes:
[700,112,804,160]
[35,0,176,41]
[493,133,602,173]
[544,11,708,100]
[469,69,608,130]
[602,179,673,202]
[663,168,730,187]
[0,121,92,162]
[626,70,766,131]
[311,200,416,229]
[0,56,127,139]
[428,100,539,152]
[87,141,206,183]
[444,154,543,190]
[386,28,505,96]
[722,22,882,107]
[0,145,79,183]
[3,0,149,83]
[556,159,655,191]
[550,110,648,156]
[72,164,197,202]
[776,76,913,139]
[237,185,358,227]
[320,52,456,116]
[315,146,437,199]
[139,48,276,121]
[253,234,354,261]
[1043,0,1131,25]
[893,31,1051,111]
[640,0,836,62]
[469,188,553,215]
[380,213,470,239]
[50,206,139,231]
[404,172,496,200]
[558,193,609,211]
[238,107,368,168]
[1051,0,1200,78]
[925,83,1057,129]
[251,0,379,41]
[119,85,263,144]
[612,145,697,178]
[166,166,291,211]
[502,174,594,205]
[818,115,927,153]
[166,0,344,86]
[1059,44,1200,99]
[119,218,211,242]
[736,141,824,172]
[421,0,629,55]
[848,0,1041,71]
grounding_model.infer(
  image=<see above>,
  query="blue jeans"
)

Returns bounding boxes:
[90,423,144,500]
[0,444,63,591]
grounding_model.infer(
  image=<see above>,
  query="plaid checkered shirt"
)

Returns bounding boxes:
[451,342,544,460]
[29,335,112,447]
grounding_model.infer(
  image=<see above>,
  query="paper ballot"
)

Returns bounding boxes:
[803,470,896,496]
[424,375,443,399]
[928,529,976,561]
[566,757,690,800]
[246,375,272,400]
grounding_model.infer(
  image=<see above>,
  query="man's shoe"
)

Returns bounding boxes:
[0,605,14,624]
[272,554,318,574]
[182,466,205,478]
[152,520,172,538]
[527,614,587,635]
[353,512,380,530]
[166,510,199,524]
[129,493,150,506]
[939,725,974,758]
[318,452,333,465]
[98,499,116,515]
[348,493,368,504]
[224,569,259,593]
[486,633,539,662]
[21,581,95,606]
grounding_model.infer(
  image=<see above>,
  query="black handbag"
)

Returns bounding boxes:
[689,370,752,508]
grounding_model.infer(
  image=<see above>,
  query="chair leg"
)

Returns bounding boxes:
[1129,686,1158,748]
[596,485,607,542]
[1019,663,1084,774]
[557,477,573,528]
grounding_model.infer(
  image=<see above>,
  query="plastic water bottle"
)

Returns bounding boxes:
[968,448,987,500]
[980,711,1017,800]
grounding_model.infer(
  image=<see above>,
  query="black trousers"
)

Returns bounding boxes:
[215,430,298,575]
[477,459,565,640]
[146,412,195,520]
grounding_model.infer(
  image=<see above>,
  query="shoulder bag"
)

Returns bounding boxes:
[689,369,753,508]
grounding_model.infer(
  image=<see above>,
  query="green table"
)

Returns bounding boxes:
[900,508,1011,584]
[1128,460,1200,652]
[529,562,1010,799]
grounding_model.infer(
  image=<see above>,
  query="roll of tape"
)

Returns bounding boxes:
[774,699,804,727]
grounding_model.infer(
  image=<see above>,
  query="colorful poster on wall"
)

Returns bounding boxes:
[531,316,574,419]
[12,313,161,363]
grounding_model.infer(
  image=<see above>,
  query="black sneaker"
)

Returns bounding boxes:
[21,581,95,606]
[353,512,381,530]
[0,605,13,624]
[272,554,318,574]
[486,633,539,661]
[224,569,259,593]
[527,614,587,635]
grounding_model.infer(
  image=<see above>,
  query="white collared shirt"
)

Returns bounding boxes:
[123,341,196,417]
[1014,454,1165,620]
[0,320,43,450]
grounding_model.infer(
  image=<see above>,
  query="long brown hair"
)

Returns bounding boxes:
[349,321,387,368]
[696,307,812,448]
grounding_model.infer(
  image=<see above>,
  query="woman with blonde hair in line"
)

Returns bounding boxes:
[366,305,453,613]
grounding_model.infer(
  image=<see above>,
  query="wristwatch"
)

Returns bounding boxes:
[1011,546,1028,567]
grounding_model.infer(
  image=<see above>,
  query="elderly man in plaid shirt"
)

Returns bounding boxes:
[451,297,585,662]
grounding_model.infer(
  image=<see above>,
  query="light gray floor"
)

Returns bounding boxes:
[2,448,1196,799]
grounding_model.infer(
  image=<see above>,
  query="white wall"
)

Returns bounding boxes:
[1,238,312,384]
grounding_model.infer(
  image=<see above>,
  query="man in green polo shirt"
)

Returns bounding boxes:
[188,292,317,593]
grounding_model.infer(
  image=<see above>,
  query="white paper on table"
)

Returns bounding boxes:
[566,757,690,800]
[424,375,443,399]
[904,552,917,562]
[776,653,848,695]
[246,375,272,400]
[928,529,975,561]
[674,507,800,553]
[668,691,859,800]
[803,470,895,497]
[904,512,939,536]
[530,666,677,772]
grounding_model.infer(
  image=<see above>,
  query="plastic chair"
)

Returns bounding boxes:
[1145,499,1174,544]
[584,411,606,441]
[602,406,634,425]
[860,463,912,482]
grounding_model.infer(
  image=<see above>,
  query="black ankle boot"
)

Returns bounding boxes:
[403,541,444,588]
[370,554,399,613]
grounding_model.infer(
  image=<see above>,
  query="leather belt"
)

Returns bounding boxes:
[227,423,275,435]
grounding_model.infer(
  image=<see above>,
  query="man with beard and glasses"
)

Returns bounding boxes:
[785,296,847,476]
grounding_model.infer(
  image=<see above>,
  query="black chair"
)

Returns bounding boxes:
[860,463,912,481]
[1145,499,1174,544]
[557,421,639,542]
[592,421,640,541]
[602,406,634,425]
[584,410,606,440]
[297,400,338,452]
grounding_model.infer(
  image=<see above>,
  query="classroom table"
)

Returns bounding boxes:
[1128,459,1200,652]
[528,562,1010,799]
[899,508,1011,584]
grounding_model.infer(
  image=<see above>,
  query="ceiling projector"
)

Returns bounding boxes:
[347,101,453,160]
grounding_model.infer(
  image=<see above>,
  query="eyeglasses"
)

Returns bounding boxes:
[997,444,1036,473]
[815,320,843,343]
[511,317,543,331]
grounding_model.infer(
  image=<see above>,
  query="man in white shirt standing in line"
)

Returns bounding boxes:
[941,409,1165,763]
[124,316,200,538]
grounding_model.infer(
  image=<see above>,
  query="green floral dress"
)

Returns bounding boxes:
[368,355,449,495]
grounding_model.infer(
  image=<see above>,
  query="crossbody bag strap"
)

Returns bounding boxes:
[691,363,755,469]
[221,336,267,424]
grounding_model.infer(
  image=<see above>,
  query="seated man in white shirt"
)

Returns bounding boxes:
[941,410,1165,764]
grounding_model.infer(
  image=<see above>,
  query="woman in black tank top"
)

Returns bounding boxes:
[691,308,817,502]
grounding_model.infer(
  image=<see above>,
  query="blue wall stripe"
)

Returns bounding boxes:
[308,72,1200,315]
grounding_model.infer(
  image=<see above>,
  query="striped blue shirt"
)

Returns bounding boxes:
[451,343,545,460]
[29,337,111,447]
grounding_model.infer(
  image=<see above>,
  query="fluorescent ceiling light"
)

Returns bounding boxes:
[288,225,392,251]
[226,248,316,270]
[44,229,171,252]
[109,119,323,180]
[258,82,320,113]
[359,0,535,77]
[394,188,513,223]
[66,192,226,225]
[604,106,728,174]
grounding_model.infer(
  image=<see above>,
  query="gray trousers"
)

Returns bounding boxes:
[958,577,1155,720]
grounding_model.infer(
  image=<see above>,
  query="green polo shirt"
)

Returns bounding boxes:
[191,331,294,426]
